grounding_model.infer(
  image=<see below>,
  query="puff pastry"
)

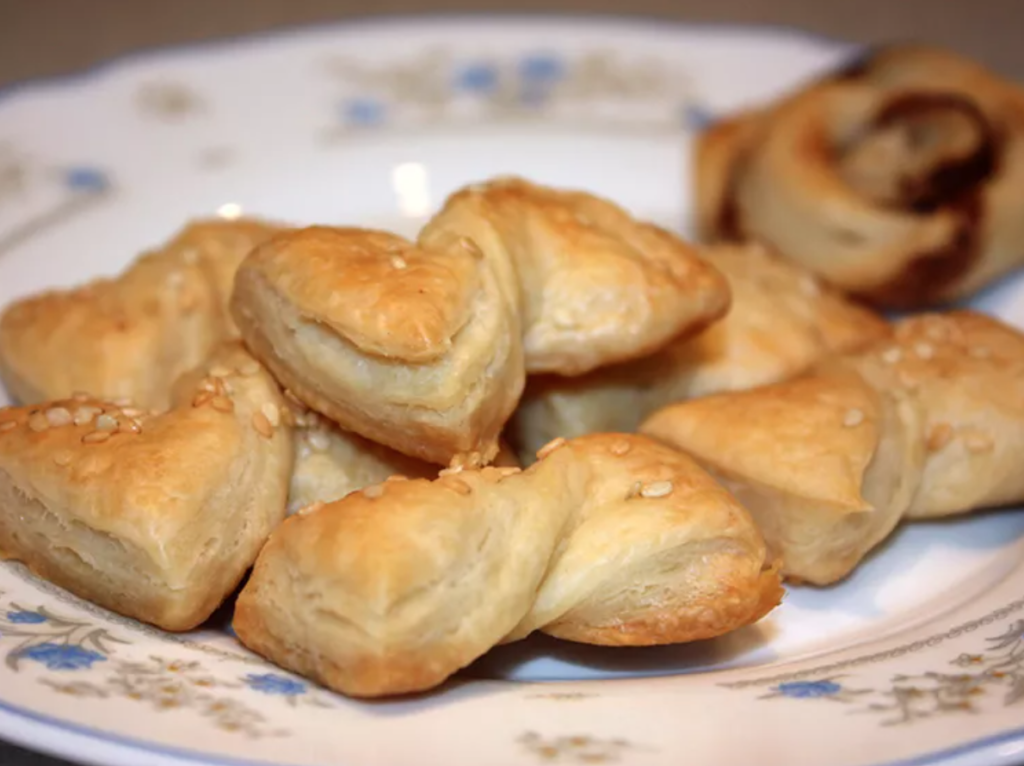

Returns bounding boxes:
[511,243,888,461]
[0,219,282,409]
[234,433,781,698]
[696,44,1024,307]
[0,343,294,631]
[641,311,1024,584]
[232,178,729,465]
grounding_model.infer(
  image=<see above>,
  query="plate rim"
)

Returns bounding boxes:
[0,14,1018,766]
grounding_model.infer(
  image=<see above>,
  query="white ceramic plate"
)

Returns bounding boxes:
[1,16,1023,766]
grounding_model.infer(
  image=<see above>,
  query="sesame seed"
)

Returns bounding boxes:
[799,275,821,296]
[964,432,994,454]
[927,423,953,452]
[881,347,902,365]
[536,436,567,460]
[914,342,934,360]
[0,421,17,433]
[459,237,482,257]
[640,481,674,499]
[27,413,49,432]
[495,466,521,476]
[386,475,409,482]
[363,484,384,499]
[53,451,73,467]
[297,501,325,517]
[390,255,408,270]
[252,411,274,438]
[71,392,91,402]
[45,407,72,427]
[73,406,100,426]
[970,346,991,359]
[120,407,144,418]
[262,403,280,428]
[240,360,261,376]
[843,408,865,427]
[82,431,111,444]
[209,365,232,378]
[112,397,134,407]
[307,430,330,452]
[95,414,118,432]
[447,478,472,495]
[119,419,142,435]
[193,392,214,409]
[610,440,632,456]
[198,378,219,393]
[438,465,464,477]
[210,396,234,413]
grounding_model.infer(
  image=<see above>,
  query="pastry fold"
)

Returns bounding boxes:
[234,433,781,698]
[511,244,888,461]
[696,44,1024,307]
[0,343,294,630]
[642,311,1024,584]
[232,178,729,465]
[0,219,282,409]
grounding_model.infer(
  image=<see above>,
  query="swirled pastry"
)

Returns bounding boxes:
[234,433,781,698]
[0,219,282,409]
[697,45,1024,307]
[232,178,729,465]
[0,343,293,631]
[511,244,888,461]
[642,311,1024,584]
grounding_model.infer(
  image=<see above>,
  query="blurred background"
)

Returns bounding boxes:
[2,0,1024,87]
[1,0,1022,764]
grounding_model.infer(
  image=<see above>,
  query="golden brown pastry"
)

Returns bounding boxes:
[0,343,294,631]
[511,243,888,461]
[232,178,729,465]
[696,45,1024,307]
[419,177,730,375]
[234,433,781,698]
[0,219,282,409]
[641,310,1024,584]
[231,226,523,467]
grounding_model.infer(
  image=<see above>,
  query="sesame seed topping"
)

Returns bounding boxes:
[252,411,274,438]
[640,481,674,499]
[112,397,134,407]
[119,419,142,434]
[881,347,902,365]
[240,360,261,376]
[53,450,73,467]
[386,475,409,482]
[307,430,330,452]
[209,365,232,378]
[71,392,91,402]
[297,501,325,517]
[495,466,521,476]
[73,406,100,426]
[45,407,72,427]
[970,346,991,359]
[447,478,472,495]
[211,396,234,414]
[363,484,384,499]
[843,408,865,427]
[0,421,16,433]
[262,403,281,428]
[95,414,119,432]
[610,440,632,456]
[193,392,214,409]
[914,342,934,360]
[438,465,464,477]
[390,255,408,270]
[459,237,482,258]
[536,436,567,460]
[198,378,219,393]
[27,413,49,432]
[927,423,953,452]
[964,432,994,454]
[82,431,111,444]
